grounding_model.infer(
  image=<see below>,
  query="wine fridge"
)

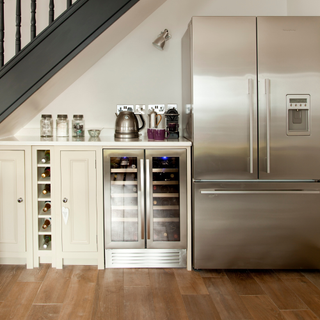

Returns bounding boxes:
[103,149,187,268]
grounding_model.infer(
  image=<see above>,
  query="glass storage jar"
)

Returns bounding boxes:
[72,114,85,137]
[56,114,69,137]
[40,114,53,137]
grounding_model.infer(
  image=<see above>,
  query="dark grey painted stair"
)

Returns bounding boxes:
[0,0,139,123]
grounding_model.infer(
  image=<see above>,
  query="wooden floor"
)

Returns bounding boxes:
[1,265,320,319]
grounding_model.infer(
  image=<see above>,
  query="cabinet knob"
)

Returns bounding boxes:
[17,197,23,203]
[63,198,68,203]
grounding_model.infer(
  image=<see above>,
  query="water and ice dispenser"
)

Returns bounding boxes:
[287,94,310,136]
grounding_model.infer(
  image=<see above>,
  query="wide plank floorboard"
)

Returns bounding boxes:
[0,265,24,301]
[204,276,253,320]
[282,277,320,319]
[0,265,320,320]
[182,294,222,320]
[124,286,155,320]
[250,270,307,310]
[149,269,189,320]
[124,268,150,287]
[58,265,98,320]
[225,270,265,296]
[33,265,73,303]
[25,304,62,320]
[281,310,319,320]
[302,270,320,291]
[241,295,286,320]
[18,263,50,282]
[91,268,124,320]
[0,282,41,320]
[174,269,209,295]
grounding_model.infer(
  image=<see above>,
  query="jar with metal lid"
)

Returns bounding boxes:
[72,114,85,137]
[40,114,53,137]
[56,114,69,137]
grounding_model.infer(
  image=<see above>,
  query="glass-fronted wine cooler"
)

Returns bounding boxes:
[103,149,187,268]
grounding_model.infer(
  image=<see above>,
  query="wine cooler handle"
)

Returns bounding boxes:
[146,159,151,240]
[140,159,145,240]
[17,197,23,203]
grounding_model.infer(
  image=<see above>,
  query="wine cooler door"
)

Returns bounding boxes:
[104,149,145,249]
[145,149,187,249]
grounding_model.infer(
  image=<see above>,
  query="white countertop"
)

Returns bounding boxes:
[0,133,192,147]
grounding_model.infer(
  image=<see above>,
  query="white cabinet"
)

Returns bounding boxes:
[33,147,103,269]
[60,150,97,252]
[0,151,25,252]
[0,148,32,267]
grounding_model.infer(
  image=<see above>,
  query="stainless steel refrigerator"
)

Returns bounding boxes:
[182,16,320,269]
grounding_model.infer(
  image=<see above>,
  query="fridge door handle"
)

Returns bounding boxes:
[248,79,254,174]
[200,190,320,195]
[265,79,271,173]
[140,159,145,240]
[145,159,151,240]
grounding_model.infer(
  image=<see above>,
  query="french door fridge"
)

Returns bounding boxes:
[182,16,320,269]
[103,149,187,268]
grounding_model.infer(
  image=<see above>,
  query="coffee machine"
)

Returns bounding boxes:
[165,108,179,139]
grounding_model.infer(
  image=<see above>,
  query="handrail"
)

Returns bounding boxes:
[0,0,76,68]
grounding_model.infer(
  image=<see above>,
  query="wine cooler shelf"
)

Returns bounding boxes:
[36,150,52,251]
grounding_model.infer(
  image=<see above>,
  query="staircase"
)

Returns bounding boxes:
[0,0,165,138]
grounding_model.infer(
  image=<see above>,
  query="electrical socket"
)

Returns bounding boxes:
[167,103,178,110]
[116,105,134,115]
[135,104,145,114]
[148,104,165,114]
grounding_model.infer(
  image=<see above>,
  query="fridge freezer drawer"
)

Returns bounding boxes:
[193,182,320,269]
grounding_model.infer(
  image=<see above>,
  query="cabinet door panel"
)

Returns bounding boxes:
[0,151,25,252]
[61,151,96,252]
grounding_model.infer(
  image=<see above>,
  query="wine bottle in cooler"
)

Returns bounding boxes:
[43,235,51,249]
[42,201,51,212]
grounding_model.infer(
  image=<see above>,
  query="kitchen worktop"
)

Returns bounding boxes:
[0,132,192,147]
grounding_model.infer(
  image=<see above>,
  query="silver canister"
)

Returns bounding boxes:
[72,114,85,137]
[40,114,53,137]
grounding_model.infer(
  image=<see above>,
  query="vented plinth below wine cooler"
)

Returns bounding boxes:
[105,249,186,268]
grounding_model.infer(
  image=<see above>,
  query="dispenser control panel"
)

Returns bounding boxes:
[286,94,310,136]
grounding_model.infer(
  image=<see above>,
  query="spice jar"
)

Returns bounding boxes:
[56,114,69,137]
[72,114,85,137]
[40,114,53,137]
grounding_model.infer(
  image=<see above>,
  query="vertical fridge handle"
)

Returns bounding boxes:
[145,159,151,240]
[140,159,145,240]
[265,79,271,173]
[248,79,254,174]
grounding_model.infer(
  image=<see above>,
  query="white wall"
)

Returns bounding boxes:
[287,0,320,15]
[17,0,290,136]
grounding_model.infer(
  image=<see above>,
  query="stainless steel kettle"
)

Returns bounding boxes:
[114,111,145,140]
